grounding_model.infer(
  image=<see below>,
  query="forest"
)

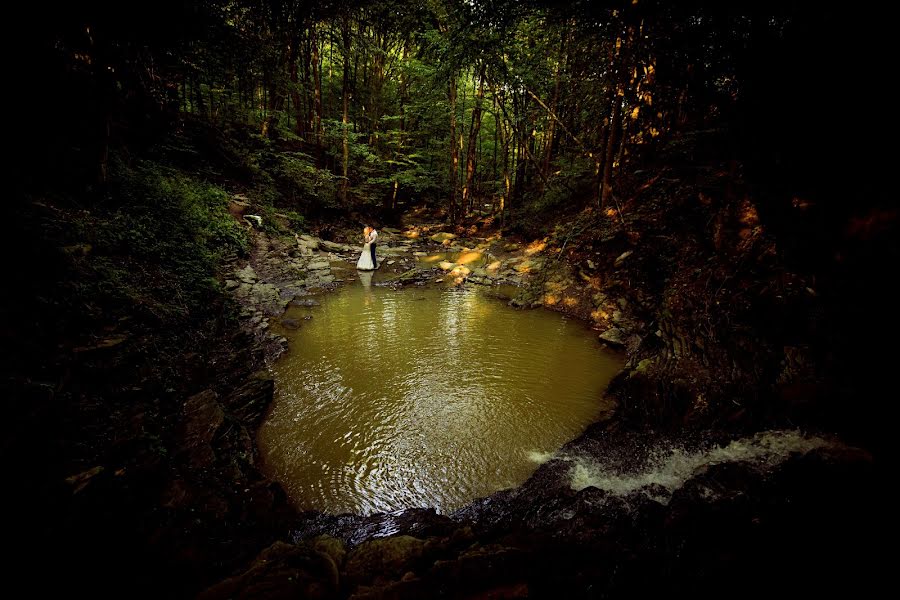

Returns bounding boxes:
[5,0,891,598]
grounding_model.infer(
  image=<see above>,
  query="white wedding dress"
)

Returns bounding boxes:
[357,242,375,270]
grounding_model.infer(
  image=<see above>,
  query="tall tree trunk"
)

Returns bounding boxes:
[290,40,303,137]
[370,31,385,151]
[601,90,622,209]
[393,39,410,211]
[303,36,313,138]
[341,16,351,204]
[542,33,567,183]
[311,25,323,161]
[449,74,458,223]
[462,63,486,217]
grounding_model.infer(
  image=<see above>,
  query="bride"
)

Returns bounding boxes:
[356,226,376,270]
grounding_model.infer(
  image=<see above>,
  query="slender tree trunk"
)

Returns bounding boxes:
[601,91,622,209]
[542,33,566,183]
[341,16,351,204]
[394,39,410,211]
[462,63,486,217]
[449,74,458,223]
[290,39,303,136]
[303,36,312,138]
[311,25,323,161]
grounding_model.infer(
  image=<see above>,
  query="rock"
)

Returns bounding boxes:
[486,260,502,272]
[280,318,301,330]
[382,227,402,234]
[430,232,456,243]
[320,240,354,252]
[587,259,596,269]
[438,261,455,271]
[179,390,225,469]
[224,372,274,428]
[199,541,339,600]
[344,535,425,587]
[599,327,628,348]
[450,265,471,277]
[387,260,396,265]
[312,535,347,569]
[244,214,263,228]
[614,250,633,266]
[224,279,239,291]
[291,298,321,307]
[307,260,330,271]
[237,265,258,284]
[296,234,320,251]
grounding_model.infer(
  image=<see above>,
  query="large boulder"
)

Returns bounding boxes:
[199,541,339,600]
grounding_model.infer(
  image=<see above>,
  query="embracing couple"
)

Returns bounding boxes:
[356,226,379,271]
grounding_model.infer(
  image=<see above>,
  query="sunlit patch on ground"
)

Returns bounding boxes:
[457,251,483,265]
[591,309,610,321]
[525,240,548,256]
[487,260,502,272]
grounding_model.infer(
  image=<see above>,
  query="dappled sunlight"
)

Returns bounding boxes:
[591,309,610,321]
[525,240,548,255]
[605,207,617,218]
[563,297,579,308]
[421,254,444,263]
[487,260,502,272]
[543,294,560,306]
[457,251,484,265]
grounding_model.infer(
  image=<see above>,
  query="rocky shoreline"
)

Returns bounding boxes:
[189,222,880,598]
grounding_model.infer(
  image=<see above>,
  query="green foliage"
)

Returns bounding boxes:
[73,159,250,320]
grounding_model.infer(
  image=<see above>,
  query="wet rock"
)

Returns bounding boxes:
[199,541,339,600]
[307,260,331,271]
[280,318,301,330]
[430,232,456,243]
[291,298,321,307]
[223,372,274,428]
[599,327,628,348]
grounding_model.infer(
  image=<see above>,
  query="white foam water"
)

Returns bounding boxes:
[569,430,835,500]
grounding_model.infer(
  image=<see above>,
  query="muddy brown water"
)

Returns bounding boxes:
[258,270,623,515]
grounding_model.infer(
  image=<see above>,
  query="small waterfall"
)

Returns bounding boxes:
[568,429,837,501]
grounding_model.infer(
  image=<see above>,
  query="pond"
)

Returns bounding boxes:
[258,270,623,515]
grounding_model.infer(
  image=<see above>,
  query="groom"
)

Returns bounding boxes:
[366,226,378,269]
